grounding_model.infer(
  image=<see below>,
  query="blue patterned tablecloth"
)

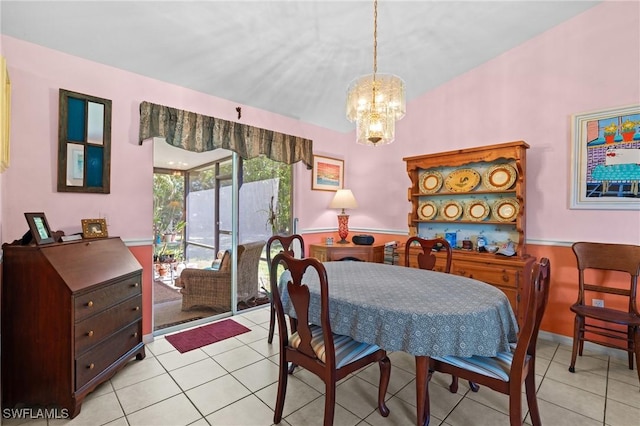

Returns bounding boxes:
[279,262,518,358]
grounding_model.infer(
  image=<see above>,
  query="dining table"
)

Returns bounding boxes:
[278,261,518,426]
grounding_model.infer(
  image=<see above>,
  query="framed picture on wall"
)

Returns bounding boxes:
[24,212,55,245]
[312,155,344,191]
[570,104,640,209]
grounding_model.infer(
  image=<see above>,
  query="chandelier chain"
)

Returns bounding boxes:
[373,0,378,81]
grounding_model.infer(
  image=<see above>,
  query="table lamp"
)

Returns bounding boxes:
[329,189,358,244]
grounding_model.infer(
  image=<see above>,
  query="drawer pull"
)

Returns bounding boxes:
[88,363,95,370]
[87,330,94,337]
[132,282,139,288]
[134,306,140,311]
[502,274,510,283]
[133,332,138,338]
[86,301,94,308]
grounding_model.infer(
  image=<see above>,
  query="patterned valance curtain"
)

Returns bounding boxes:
[139,101,313,169]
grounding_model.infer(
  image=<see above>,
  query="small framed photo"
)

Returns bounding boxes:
[312,155,344,191]
[81,218,108,239]
[24,212,55,245]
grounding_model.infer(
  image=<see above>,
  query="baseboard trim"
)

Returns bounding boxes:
[538,330,629,362]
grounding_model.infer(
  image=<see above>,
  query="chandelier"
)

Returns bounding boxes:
[346,0,405,146]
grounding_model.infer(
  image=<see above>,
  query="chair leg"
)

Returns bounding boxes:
[378,356,391,417]
[508,383,523,426]
[273,355,289,424]
[525,371,542,426]
[324,383,336,426]
[267,302,276,344]
[448,374,459,393]
[634,326,640,385]
[627,325,634,370]
[569,315,582,373]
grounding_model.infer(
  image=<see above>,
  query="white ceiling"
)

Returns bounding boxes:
[1,0,600,168]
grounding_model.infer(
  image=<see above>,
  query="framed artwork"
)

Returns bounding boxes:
[0,55,10,173]
[312,155,344,191]
[58,89,112,194]
[24,212,55,245]
[81,218,108,239]
[570,104,640,210]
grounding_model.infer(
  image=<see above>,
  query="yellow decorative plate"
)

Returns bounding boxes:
[419,171,443,194]
[483,163,517,191]
[418,201,438,220]
[440,200,464,221]
[492,198,520,222]
[464,199,490,221]
[444,168,481,193]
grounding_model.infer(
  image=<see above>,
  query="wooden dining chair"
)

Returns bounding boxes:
[404,236,452,273]
[270,252,390,426]
[428,258,551,426]
[569,242,640,385]
[266,234,305,344]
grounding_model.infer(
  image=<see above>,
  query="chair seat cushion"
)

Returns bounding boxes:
[432,349,530,382]
[289,325,382,369]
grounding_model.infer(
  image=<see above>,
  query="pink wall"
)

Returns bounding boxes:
[0,36,346,242]
[337,1,640,245]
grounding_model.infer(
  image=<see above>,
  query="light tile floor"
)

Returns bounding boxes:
[5,306,639,426]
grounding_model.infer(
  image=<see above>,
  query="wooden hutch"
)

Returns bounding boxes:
[399,141,536,325]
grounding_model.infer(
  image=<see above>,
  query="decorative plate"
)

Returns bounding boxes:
[492,198,520,222]
[418,201,438,220]
[464,199,490,221]
[444,168,481,193]
[440,200,464,221]
[419,171,443,194]
[483,163,517,191]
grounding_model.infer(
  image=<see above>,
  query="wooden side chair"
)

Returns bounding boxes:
[270,252,390,426]
[569,242,640,385]
[428,258,551,426]
[404,236,452,273]
[266,234,305,344]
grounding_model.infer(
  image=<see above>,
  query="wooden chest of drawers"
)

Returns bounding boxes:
[397,246,535,326]
[1,237,145,418]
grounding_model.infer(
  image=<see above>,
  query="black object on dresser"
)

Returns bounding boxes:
[1,237,145,418]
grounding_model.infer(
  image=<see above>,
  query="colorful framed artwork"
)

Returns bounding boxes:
[0,55,10,173]
[312,155,344,191]
[58,89,112,194]
[570,104,640,209]
[24,212,55,245]
[81,218,108,239]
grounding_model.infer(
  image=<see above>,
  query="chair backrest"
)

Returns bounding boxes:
[512,258,551,373]
[236,240,266,302]
[572,242,640,315]
[405,236,452,273]
[270,252,338,367]
[266,234,305,268]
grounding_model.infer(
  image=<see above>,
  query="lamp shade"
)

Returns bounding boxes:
[329,189,358,211]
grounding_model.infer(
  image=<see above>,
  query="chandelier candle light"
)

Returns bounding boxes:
[329,189,358,244]
[346,0,406,146]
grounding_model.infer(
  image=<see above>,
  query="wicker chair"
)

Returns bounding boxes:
[177,241,266,311]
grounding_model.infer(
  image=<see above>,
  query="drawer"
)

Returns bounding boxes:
[75,295,142,355]
[75,274,142,322]
[451,260,519,289]
[327,248,369,262]
[75,321,142,389]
